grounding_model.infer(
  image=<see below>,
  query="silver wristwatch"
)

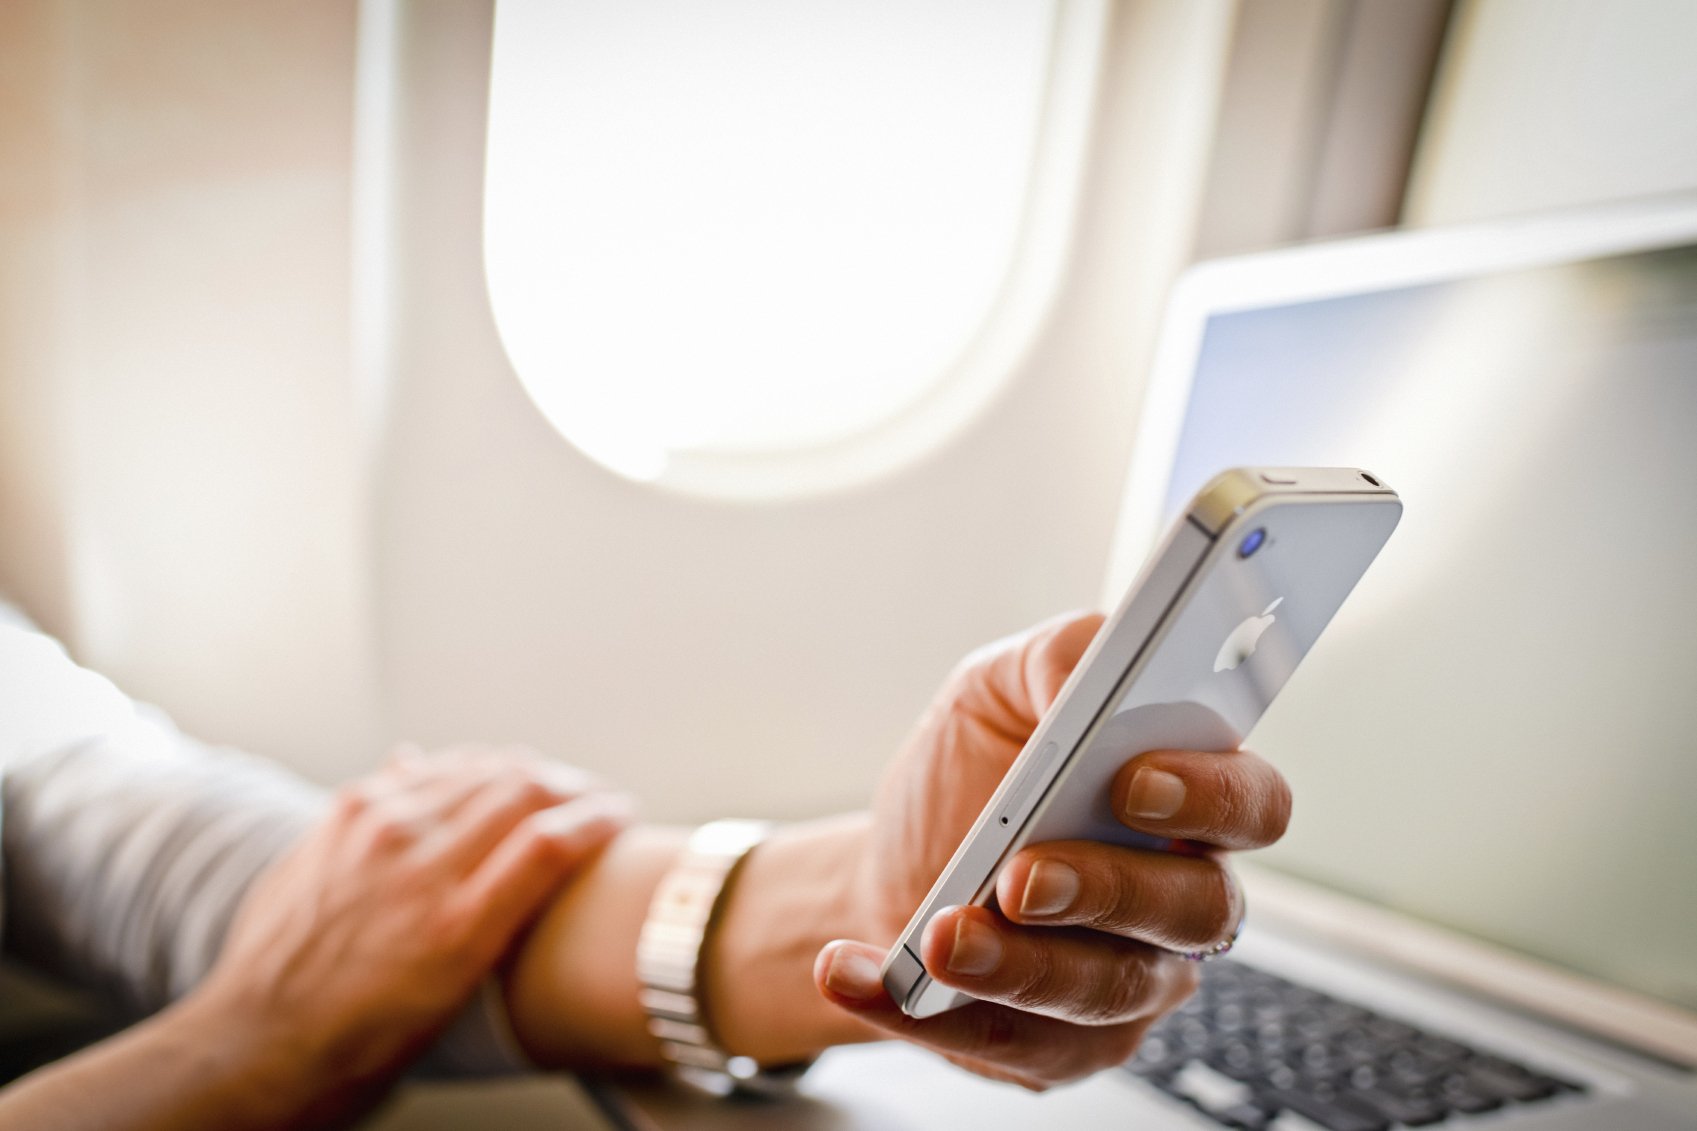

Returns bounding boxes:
[636,819,813,1096]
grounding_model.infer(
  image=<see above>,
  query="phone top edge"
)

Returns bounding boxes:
[1189,467,1398,536]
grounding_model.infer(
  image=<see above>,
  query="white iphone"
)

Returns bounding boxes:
[881,467,1402,1018]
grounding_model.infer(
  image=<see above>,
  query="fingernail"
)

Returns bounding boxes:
[946,915,1004,977]
[1019,860,1080,917]
[1126,767,1186,820]
[822,944,884,1000]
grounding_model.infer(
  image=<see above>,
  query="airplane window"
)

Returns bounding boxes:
[484,0,1098,494]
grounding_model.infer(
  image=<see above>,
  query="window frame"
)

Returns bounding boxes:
[481,0,1111,500]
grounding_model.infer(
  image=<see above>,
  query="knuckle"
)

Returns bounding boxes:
[1210,754,1292,847]
[490,769,558,810]
[1016,939,1154,1026]
[520,778,560,809]
[1212,766,1259,841]
[359,799,419,851]
[513,818,576,867]
[368,814,414,850]
[527,822,576,863]
[1182,862,1237,949]
[1092,857,1151,935]
[1009,936,1074,1014]
[331,786,369,821]
[1097,950,1158,1023]
[427,902,479,950]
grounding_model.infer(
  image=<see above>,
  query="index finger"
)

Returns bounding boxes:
[1111,747,1291,851]
[943,611,1105,741]
[455,792,634,953]
[813,939,1171,1090]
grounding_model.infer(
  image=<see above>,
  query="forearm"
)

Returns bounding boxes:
[0,994,321,1131]
[505,815,881,1069]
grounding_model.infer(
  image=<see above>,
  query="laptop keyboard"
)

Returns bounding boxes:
[1125,960,1584,1130]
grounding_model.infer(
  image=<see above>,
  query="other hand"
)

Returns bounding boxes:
[189,744,630,1123]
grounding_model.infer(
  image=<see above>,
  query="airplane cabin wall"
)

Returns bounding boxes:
[0,0,382,782]
[5,0,1693,814]
[1406,0,1697,226]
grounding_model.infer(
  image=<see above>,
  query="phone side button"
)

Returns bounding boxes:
[882,944,927,1009]
[997,741,1059,827]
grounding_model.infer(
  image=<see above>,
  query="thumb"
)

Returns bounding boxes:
[813,940,895,1011]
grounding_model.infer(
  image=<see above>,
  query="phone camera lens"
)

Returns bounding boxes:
[1361,472,1381,486]
[1238,528,1266,558]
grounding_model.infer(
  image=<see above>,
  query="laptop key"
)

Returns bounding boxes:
[1212,1103,1274,1130]
[1210,1038,1257,1077]
[1126,1034,1183,1076]
[1438,1072,1505,1113]
[1342,1085,1449,1126]
[1254,1086,1389,1131]
[1462,1061,1561,1102]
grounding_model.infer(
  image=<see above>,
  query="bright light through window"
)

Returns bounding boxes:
[485,0,1087,490]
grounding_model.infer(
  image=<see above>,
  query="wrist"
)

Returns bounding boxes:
[703,811,883,1063]
[505,825,693,1068]
[108,990,332,1131]
[185,995,327,1114]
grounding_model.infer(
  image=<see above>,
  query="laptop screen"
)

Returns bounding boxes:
[1152,233,1697,1015]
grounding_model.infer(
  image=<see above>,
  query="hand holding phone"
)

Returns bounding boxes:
[879,467,1401,1018]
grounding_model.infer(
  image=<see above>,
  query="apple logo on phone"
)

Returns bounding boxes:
[1214,597,1283,672]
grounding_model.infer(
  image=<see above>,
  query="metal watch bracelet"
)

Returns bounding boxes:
[635,818,814,1096]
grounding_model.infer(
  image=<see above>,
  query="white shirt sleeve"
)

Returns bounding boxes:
[0,604,533,1076]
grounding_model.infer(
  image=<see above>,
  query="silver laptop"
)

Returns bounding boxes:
[592,194,1697,1131]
